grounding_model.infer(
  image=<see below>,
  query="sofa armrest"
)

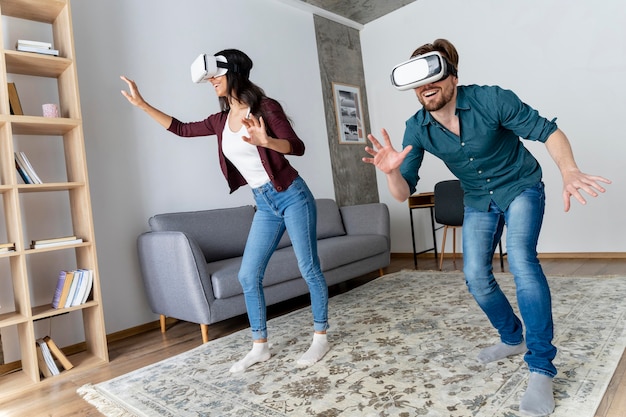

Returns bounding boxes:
[340,203,390,241]
[137,231,215,325]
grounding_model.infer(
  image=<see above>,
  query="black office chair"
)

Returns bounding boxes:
[434,179,505,271]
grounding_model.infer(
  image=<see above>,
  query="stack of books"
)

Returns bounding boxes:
[16,39,59,56]
[51,268,94,309]
[31,235,83,249]
[0,242,15,254]
[35,336,74,378]
[14,151,42,184]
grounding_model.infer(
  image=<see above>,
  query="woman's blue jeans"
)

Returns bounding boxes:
[462,182,557,377]
[239,176,329,341]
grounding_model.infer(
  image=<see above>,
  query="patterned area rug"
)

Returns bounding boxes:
[79,270,626,416]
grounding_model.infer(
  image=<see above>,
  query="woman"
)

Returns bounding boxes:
[121,49,330,372]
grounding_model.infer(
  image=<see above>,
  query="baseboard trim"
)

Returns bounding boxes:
[392,252,626,260]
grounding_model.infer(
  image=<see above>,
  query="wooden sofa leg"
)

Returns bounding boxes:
[378,268,384,277]
[160,314,167,333]
[201,324,209,343]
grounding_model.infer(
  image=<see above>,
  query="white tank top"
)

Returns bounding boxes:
[221,110,271,189]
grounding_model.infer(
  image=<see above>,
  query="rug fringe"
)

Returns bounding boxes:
[78,384,138,417]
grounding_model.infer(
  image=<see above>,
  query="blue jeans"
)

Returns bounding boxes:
[462,182,557,377]
[239,176,329,340]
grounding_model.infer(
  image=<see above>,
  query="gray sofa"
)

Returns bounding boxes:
[137,198,390,342]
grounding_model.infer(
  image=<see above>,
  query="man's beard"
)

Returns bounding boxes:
[418,87,454,112]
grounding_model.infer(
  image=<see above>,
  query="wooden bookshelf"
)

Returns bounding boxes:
[0,0,108,400]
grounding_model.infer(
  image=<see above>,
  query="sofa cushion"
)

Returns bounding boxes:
[208,248,303,299]
[149,205,255,263]
[208,234,388,300]
[276,198,346,249]
[316,234,389,271]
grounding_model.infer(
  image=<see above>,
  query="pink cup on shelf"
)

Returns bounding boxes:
[42,103,60,117]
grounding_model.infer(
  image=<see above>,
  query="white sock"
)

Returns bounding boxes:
[297,333,330,367]
[229,342,271,373]
[520,373,555,416]
[477,340,527,363]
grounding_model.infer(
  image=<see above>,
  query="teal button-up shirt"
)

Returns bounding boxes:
[400,84,558,211]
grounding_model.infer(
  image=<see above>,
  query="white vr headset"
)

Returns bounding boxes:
[190,54,229,83]
[390,51,458,91]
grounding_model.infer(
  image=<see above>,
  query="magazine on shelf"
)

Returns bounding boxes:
[16,39,53,49]
[16,44,59,56]
[32,238,83,249]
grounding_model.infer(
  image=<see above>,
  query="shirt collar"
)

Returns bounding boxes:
[415,86,470,127]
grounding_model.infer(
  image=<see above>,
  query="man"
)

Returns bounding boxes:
[363,39,610,416]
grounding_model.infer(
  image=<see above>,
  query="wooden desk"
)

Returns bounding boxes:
[408,192,439,269]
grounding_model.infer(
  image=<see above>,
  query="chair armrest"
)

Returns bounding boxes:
[340,203,390,241]
[137,231,215,325]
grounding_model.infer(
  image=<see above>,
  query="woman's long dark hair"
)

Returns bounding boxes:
[215,49,266,117]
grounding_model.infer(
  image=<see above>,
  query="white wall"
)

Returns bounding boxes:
[361,0,625,254]
[69,0,334,334]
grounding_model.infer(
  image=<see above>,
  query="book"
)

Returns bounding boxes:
[15,152,42,184]
[35,344,53,378]
[17,39,53,49]
[55,271,75,308]
[64,270,82,308]
[0,242,15,251]
[19,152,43,183]
[43,336,73,371]
[15,158,33,184]
[79,270,94,304]
[8,82,23,115]
[32,238,83,249]
[33,235,77,246]
[52,270,71,308]
[16,44,59,56]
[36,338,59,376]
[69,270,87,307]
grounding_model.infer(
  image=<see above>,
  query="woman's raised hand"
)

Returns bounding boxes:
[120,75,146,108]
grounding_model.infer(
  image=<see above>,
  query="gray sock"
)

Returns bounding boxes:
[477,340,527,363]
[519,373,555,416]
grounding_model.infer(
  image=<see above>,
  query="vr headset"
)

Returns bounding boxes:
[190,54,229,83]
[390,51,457,91]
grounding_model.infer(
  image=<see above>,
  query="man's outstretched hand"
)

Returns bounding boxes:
[362,128,412,174]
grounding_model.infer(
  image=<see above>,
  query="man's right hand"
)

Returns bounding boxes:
[362,128,412,174]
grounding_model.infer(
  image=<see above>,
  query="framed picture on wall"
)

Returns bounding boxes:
[332,82,365,144]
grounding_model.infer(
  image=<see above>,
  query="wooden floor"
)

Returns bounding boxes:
[1,255,625,417]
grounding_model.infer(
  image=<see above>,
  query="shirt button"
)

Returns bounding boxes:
[486,178,491,182]
[489,190,494,195]
[470,157,474,162]
[478,170,482,174]
[461,142,465,146]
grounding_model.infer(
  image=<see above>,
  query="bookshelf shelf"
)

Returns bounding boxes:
[0,311,27,328]
[4,116,81,135]
[0,0,67,23]
[17,182,85,192]
[0,0,108,400]
[5,50,72,77]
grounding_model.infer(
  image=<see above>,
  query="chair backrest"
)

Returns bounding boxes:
[434,179,464,226]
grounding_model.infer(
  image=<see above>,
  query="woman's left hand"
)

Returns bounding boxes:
[242,114,270,147]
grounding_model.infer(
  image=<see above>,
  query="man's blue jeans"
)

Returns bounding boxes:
[462,182,557,377]
[239,176,329,341]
